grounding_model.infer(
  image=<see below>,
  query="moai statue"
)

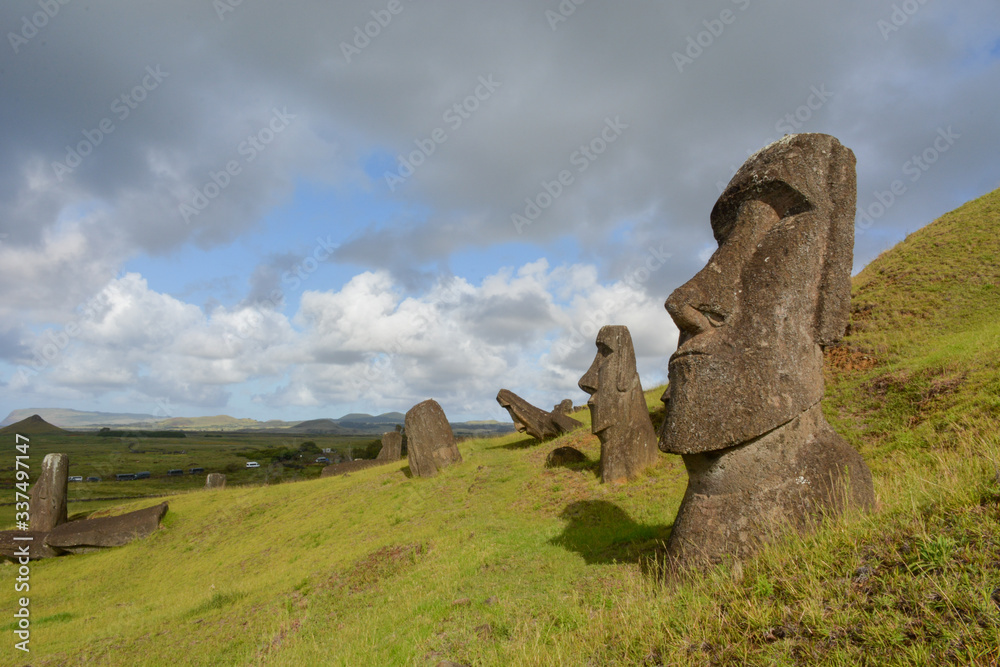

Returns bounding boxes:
[29,453,69,532]
[659,134,874,568]
[205,473,226,488]
[405,399,462,477]
[578,325,659,484]
[553,399,574,415]
[377,431,403,461]
[496,389,582,441]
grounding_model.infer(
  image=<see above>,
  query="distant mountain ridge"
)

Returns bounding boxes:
[0,407,512,436]
[0,408,160,428]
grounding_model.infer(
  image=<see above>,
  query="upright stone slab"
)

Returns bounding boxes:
[29,453,69,532]
[659,134,874,568]
[205,473,226,488]
[579,325,659,483]
[405,399,461,477]
[496,389,582,441]
[377,431,403,461]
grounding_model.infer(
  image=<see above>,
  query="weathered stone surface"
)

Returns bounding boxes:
[377,431,403,461]
[205,473,226,488]
[545,446,588,467]
[45,502,168,553]
[553,399,574,415]
[29,453,69,532]
[579,325,659,483]
[0,531,63,561]
[658,134,874,568]
[405,399,462,477]
[496,389,582,441]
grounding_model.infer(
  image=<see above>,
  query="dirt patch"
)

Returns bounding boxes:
[825,345,879,373]
[326,543,426,594]
[915,373,968,410]
[862,370,912,398]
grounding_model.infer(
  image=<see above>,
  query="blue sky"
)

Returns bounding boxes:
[1,1,998,423]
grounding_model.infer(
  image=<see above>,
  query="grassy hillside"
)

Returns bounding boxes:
[4,189,1000,666]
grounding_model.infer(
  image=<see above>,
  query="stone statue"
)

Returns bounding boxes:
[553,399,574,415]
[29,453,69,532]
[405,399,462,477]
[579,325,659,483]
[659,133,874,567]
[377,431,403,461]
[205,473,226,488]
[496,389,582,441]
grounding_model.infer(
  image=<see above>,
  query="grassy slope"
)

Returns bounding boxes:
[6,189,1000,666]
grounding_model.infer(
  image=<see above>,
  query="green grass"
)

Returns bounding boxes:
[2,188,999,665]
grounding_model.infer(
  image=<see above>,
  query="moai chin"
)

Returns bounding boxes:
[659,133,874,568]
[579,325,659,484]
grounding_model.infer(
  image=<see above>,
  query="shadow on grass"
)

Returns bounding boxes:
[489,436,540,450]
[550,500,672,575]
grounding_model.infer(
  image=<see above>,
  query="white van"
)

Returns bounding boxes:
[245,461,260,468]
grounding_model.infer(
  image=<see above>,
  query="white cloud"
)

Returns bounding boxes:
[8,262,675,419]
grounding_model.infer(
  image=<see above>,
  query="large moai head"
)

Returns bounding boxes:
[659,134,857,454]
[579,325,658,483]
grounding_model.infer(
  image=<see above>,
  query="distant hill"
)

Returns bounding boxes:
[0,407,510,436]
[0,408,160,429]
[287,418,351,434]
[0,414,70,436]
[155,415,264,430]
[336,411,406,424]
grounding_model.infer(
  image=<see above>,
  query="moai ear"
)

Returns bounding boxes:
[615,327,637,393]
[815,139,856,346]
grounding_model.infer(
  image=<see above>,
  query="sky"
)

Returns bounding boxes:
[1,1,998,423]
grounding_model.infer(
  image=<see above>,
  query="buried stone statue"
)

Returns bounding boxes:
[579,325,659,484]
[496,389,582,441]
[659,133,874,567]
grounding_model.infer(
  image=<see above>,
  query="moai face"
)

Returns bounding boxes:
[659,134,856,454]
[579,325,638,436]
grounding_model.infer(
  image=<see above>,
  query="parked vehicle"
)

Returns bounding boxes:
[86,476,102,482]
[315,456,330,463]
[68,475,83,482]
[189,467,205,474]
[167,469,183,476]
[135,471,151,479]
[246,461,260,468]
[116,473,137,481]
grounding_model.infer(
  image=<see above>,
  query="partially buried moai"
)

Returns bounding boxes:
[579,325,659,484]
[405,399,462,478]
[659,133,874,568]
[29,453,69,532]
